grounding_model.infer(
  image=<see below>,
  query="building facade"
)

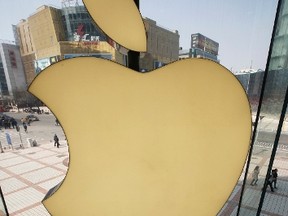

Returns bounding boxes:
[28,5,66,60]
[191,33,219,61]
[61,5,106,42]
[16,4,180,78]
[16,4,124,85]
[179,33,219,62]
[236,70,264,113]
[179,47,219,62]
[16,19,36,85]
[269,1,288,71]
[0,42,27,99]
[140,17,180,71]
[219,1,288,215]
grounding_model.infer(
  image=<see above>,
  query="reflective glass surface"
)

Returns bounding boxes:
[238,1,288,215]
[1,0,287,215]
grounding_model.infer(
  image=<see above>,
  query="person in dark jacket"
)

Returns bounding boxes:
[23,122,28,133]
[11,118,17,129]
[266,174,274,192]
[54,134,60,148]
[271,168,278,189]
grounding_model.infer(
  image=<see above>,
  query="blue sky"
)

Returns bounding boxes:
[0,0,278,72]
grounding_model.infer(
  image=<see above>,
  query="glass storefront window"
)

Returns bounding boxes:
[236,0,288,215]
[2,0,288,215]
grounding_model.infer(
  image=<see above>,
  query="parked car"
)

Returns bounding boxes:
[0,114,12,120]
[26,115,39,122]
[24,108,39,113]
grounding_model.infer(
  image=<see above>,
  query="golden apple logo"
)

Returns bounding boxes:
[29,0,251,215]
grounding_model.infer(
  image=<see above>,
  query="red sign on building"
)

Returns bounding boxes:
[8,50,17,68]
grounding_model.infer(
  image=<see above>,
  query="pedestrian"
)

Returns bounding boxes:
[26,117,31,126]
[23,122,28,133]
[262,173,275,192]
[11,118,17,129]
[4,119,9,129]
[54,134,60,148]
[251,165,260,186]
[271,168,278,189]
[267,174,274,192]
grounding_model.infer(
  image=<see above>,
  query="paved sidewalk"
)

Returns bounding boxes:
[254,115,288,133]
[0,141,68,215]
[218,116,288,216]
[218,146,288,216]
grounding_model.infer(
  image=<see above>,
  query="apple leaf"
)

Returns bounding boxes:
[83,0,147,52]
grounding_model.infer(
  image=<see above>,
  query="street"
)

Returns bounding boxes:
[0,112,66,151]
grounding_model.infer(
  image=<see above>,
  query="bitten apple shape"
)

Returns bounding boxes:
[29,57,251,216]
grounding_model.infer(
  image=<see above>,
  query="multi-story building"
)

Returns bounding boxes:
[16,4,124,85]
[269,1,288,71]
[140,17,180,71]
[179,47,219,62]
[16,19,36,86]
[61,5,106,42]
[17,5,67,84]
[28,5,66,60]
[191,33,219,60]
[235,69,264,113]
[179,33,219,62]
[0,42,27,100]
[16,4,180,81]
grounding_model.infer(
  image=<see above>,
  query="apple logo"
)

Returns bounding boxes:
[28,0,251,215]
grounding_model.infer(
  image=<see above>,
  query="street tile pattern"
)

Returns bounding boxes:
[218,118,288,216]
[0,139,68,216]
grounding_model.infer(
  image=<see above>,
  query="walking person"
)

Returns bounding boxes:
[267,174,275,192]
[15,125,20,132]
[23,122,28,133]
[54,134,60,148]
[250,166,260,186]
[11,118,17,129]
[262,173,275,192]
[27,118,31,126]
[271,168,278,189]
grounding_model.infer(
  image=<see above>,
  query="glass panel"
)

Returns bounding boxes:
[0,187,8,216]
[237,0,288,215]
[0,0,280,215]
[261,108,288,216]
